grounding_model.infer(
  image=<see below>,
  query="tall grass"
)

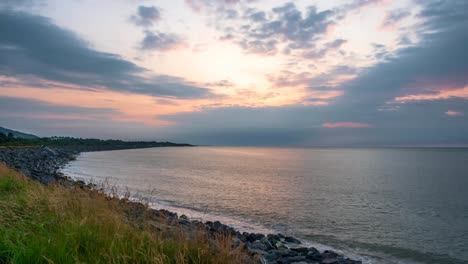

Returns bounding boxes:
[0,164,253,264]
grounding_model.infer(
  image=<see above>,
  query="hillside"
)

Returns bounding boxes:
[0,127,38,139]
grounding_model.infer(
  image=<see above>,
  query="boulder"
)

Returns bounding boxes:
[284,236,302,244]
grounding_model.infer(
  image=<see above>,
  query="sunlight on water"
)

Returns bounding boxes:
[62,147,468,264]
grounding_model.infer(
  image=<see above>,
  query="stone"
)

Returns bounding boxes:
[290,247,309,254]
[248,247,268,256]
[284,236,302,244]
[321,258,339,264]
[278,255,306,264]
[322,250,340,259]
[263,251,282,262]
[267,234,281,242]
[250,240,268,251]
[261,236,277,250]
[180,214,189,220]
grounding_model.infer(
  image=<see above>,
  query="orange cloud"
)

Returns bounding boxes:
[0,75,305,128]
[321,122,372,128]
[395,85,468,102]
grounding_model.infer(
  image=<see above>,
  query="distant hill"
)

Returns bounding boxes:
[0,127,39,139]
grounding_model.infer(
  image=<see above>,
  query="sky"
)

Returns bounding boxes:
[0,0,467,146]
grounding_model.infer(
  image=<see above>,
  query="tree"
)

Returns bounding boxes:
[7,132,14,139]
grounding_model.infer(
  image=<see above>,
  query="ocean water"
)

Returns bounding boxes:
[61,147,468,264]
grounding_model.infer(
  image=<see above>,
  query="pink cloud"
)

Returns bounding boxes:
[395,85,468,102]
[445,110,464,117]
[321,122,372,128]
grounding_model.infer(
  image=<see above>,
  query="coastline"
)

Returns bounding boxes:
[0,146,363,264]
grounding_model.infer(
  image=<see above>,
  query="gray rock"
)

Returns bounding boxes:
[290,247,309,254]
[250,240,268,251]
[321,258,339,264]
[248,247,268,256]
[284,236,302,244]
[278,255,307,264]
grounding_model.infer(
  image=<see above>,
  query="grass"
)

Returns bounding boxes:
[0,164,253,264]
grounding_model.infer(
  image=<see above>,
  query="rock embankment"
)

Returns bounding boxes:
[0,146,78,184]
[136,208,363,264]
[0,146,363,264]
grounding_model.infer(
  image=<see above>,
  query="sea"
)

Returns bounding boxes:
[61,147,468,264]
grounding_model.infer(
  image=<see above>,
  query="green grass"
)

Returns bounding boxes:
[0,164,252,264]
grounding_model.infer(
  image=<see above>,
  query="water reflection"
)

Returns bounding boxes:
[62,147,468,264]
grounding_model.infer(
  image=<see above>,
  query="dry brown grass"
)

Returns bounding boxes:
[0,163,254,264]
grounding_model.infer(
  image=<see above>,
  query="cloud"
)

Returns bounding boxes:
[248,11,266,22]
[224,9,238,19]
[185,0,244,13]
[445,110,464,117]
[268,71,313,88]
[381,9,411,28]
[337,0,387,14]
[321,122,371,128]
[0,10,213,99]
[267,65,357,106]
[302,39,347,59]
[394,86,468,102]
[219,2,335,55]
[2,0,467,146]
[0,0,43,9]
[140,30,185,51]
[205,80,235,87]
[131,6,161,27]
[153,0,468,146]
[156,95,468,146]
[332,1,468,109]
[0,96,172,140]
[0,96,118,117]
[309,65,358,87]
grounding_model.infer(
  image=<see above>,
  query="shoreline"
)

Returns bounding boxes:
[0,146,363,264]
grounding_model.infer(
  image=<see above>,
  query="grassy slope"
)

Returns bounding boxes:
[0,164,252,264]
[0,128,38,139]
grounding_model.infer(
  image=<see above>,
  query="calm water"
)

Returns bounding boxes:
[61,147,468,264]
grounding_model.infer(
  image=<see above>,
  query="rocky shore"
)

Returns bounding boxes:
[0,146,362,264]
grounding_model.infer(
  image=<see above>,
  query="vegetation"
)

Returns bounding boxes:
[0,164,251,264]
[0,133,191,147]
[0,127,38,140]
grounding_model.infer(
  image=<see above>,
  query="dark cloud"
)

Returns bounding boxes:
[0,10,213,99]
[0,96,119,117]
[140,30,184,51]
[0,0,43,9]
[131,6,161,27]
[336,4,468,108]
[248,11,266,22]
[371,43,390,60]
[302,39,347,59]
[238,39,278,55]
[157,97,468,146]
[224,9,238,19]
[381,9,411,28]
[337,0,386,14]
[213,2,336,55]
[232,3,334,55]
[156,0,468,146]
